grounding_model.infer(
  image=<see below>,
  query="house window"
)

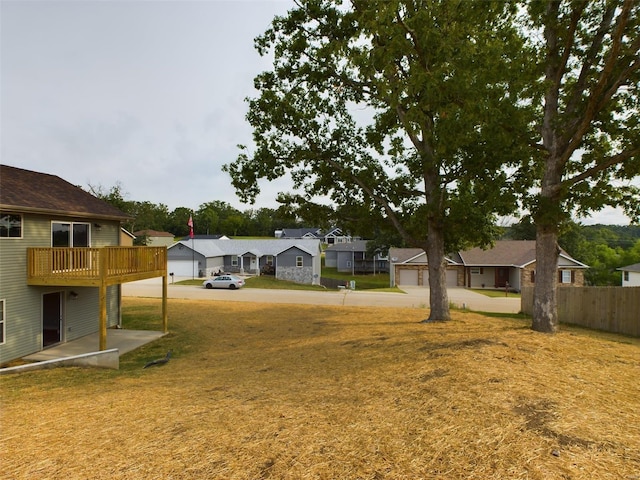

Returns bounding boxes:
[531,271,535,283]
[0,299,5,344]
[624,271,629,281]
[51,222,90,247]
[266,255,274,266]
[470,267,483,275]
[231,255,238,267]
[0,213,22,238]
[560,270,572,284]
[296,256,303,267]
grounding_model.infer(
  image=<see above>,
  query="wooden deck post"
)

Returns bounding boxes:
[99,250,108,351]
[162,274,168,333]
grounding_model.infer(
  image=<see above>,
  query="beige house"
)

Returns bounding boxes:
[133,229,175,247]
[389,240,588,291]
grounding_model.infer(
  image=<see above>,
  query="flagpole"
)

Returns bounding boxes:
[188,212,195,280]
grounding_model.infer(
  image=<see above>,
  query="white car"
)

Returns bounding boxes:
[202,275,245,290]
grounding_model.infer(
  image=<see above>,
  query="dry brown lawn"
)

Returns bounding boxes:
[1,298,639,479]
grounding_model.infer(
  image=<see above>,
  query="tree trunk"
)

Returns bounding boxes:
[422,218,451,322]
[532,223,560,333]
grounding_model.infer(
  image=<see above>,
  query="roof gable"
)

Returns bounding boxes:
[459,240,537,267]
[618,262,640,273]
[325,240,370,252]
[134,230,175,237]
[171,239,321,258]
[0,165,130,221]
[390,241,586,268]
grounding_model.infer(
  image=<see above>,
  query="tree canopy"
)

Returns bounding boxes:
[225,0,531,321]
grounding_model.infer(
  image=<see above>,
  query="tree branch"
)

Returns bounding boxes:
[560,0,638,165]
[562,146,640,189]
[563,1,614,121]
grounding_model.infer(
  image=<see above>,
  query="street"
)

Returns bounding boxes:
[122,278,522,313]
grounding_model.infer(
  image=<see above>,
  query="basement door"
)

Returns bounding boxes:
[43,292,63,347]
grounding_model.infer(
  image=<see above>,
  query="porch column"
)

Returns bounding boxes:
[99,250,108,351]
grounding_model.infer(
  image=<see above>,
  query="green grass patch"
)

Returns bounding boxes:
[321,267,391,290]
[175,268,394,292]
[244,276,327,290]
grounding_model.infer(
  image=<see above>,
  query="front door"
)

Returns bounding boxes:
[43,292,63,347]
[495,268,509,288]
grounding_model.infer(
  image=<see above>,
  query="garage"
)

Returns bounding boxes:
[167,260,199,277]
[398,268,419,286]
[397,267,458,287]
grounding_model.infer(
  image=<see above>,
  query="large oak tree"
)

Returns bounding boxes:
[525,0,640,333]
[225,0,530,321]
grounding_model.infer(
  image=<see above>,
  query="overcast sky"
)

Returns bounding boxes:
[1,0,634,225]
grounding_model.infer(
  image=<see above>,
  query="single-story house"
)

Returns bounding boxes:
[0,165,167,365]
[325,240,388,273]
[167,238,322,285]
[133,229,175,247]
[618,263,640,287]
[389,240,588,290]
[322,227,353,245]
[276,228,322,240]
[275,227,354,245]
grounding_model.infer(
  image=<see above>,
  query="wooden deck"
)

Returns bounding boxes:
[27,246,167,286]
[27,246,168,350]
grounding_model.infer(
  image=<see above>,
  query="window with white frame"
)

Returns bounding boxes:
[51,222,90,247]
[624,271,629,281]
[561,270,572,284]
[296,256,303,267]
[0,299,5,344]
[0,213,22,238]
[266,255,274,266]
[231,255,238,266]
[470,267,483,275]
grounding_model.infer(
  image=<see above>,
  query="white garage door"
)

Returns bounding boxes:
[398,269,419,286]
[397,268,458,287]
[168,260,199,277]
[425,269,457,287]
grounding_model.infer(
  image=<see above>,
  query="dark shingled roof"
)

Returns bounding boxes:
[0,165,131,221]
[459,240,538,267]
[135,230,175,237]
[618,262,640,273]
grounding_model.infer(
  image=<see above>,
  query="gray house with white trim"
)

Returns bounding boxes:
[167,239,322,284]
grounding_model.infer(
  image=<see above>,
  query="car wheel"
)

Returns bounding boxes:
[205,283,213,289]
[229,284,236,290]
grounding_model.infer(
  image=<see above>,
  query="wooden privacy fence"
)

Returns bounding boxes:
[521,286,640,337]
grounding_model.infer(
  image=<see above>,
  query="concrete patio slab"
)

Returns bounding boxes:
[23,329,166,362]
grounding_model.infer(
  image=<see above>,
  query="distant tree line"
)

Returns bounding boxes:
[88,183,306,239]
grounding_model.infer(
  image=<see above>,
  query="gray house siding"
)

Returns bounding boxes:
[0,213,122,364]
[276,247,319,285]
[324,250,337,268]
[167,244,206,276]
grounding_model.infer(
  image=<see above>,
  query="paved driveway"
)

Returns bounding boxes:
[123,278,521,314]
